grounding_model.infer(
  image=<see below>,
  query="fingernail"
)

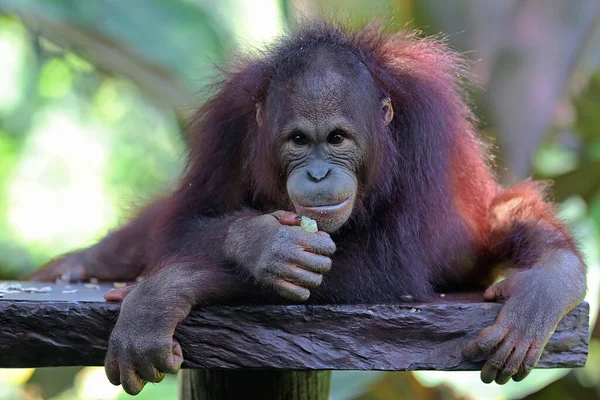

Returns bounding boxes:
[295,216,302,221]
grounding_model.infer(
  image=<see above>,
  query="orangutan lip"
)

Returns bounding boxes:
[298,196,352,213]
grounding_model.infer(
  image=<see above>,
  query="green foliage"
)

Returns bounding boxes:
[575,72,600,145]
[115,375,177,400]
[38,58,73,98]
[1,0,235,85]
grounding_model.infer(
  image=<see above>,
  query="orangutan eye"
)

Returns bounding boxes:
[327,130,346,145]
[291,132,309,146]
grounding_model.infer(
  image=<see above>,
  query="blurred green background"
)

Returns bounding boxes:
[1,0,600,399]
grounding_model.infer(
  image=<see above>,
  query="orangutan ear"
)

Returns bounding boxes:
[381,97,393,125]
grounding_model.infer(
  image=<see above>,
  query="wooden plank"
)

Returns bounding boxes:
[0,282,589,370]
[0,281,115,302]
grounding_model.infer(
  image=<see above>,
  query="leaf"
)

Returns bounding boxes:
[545,161,600,202]
[574,71,600,141]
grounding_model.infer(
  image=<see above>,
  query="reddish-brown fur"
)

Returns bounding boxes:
[29,21,587,393]
[33,22,580,303]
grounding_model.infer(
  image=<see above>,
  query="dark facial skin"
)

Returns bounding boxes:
[267,54,392,233]
[224,55,394,301]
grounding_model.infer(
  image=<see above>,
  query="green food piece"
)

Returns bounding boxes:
[300,216,318,233]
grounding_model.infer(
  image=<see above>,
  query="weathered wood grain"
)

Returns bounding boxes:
[0,283,589,370]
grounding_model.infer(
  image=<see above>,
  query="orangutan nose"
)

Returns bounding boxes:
[307,163,331,182]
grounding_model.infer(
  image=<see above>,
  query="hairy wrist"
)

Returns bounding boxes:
[223,213,267,267]
[122,266,198,326]
[535,249,587,303]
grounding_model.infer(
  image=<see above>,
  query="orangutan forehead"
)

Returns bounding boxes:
[266,52,380,124]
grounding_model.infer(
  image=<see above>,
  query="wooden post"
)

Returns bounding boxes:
[179,370,331,400]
